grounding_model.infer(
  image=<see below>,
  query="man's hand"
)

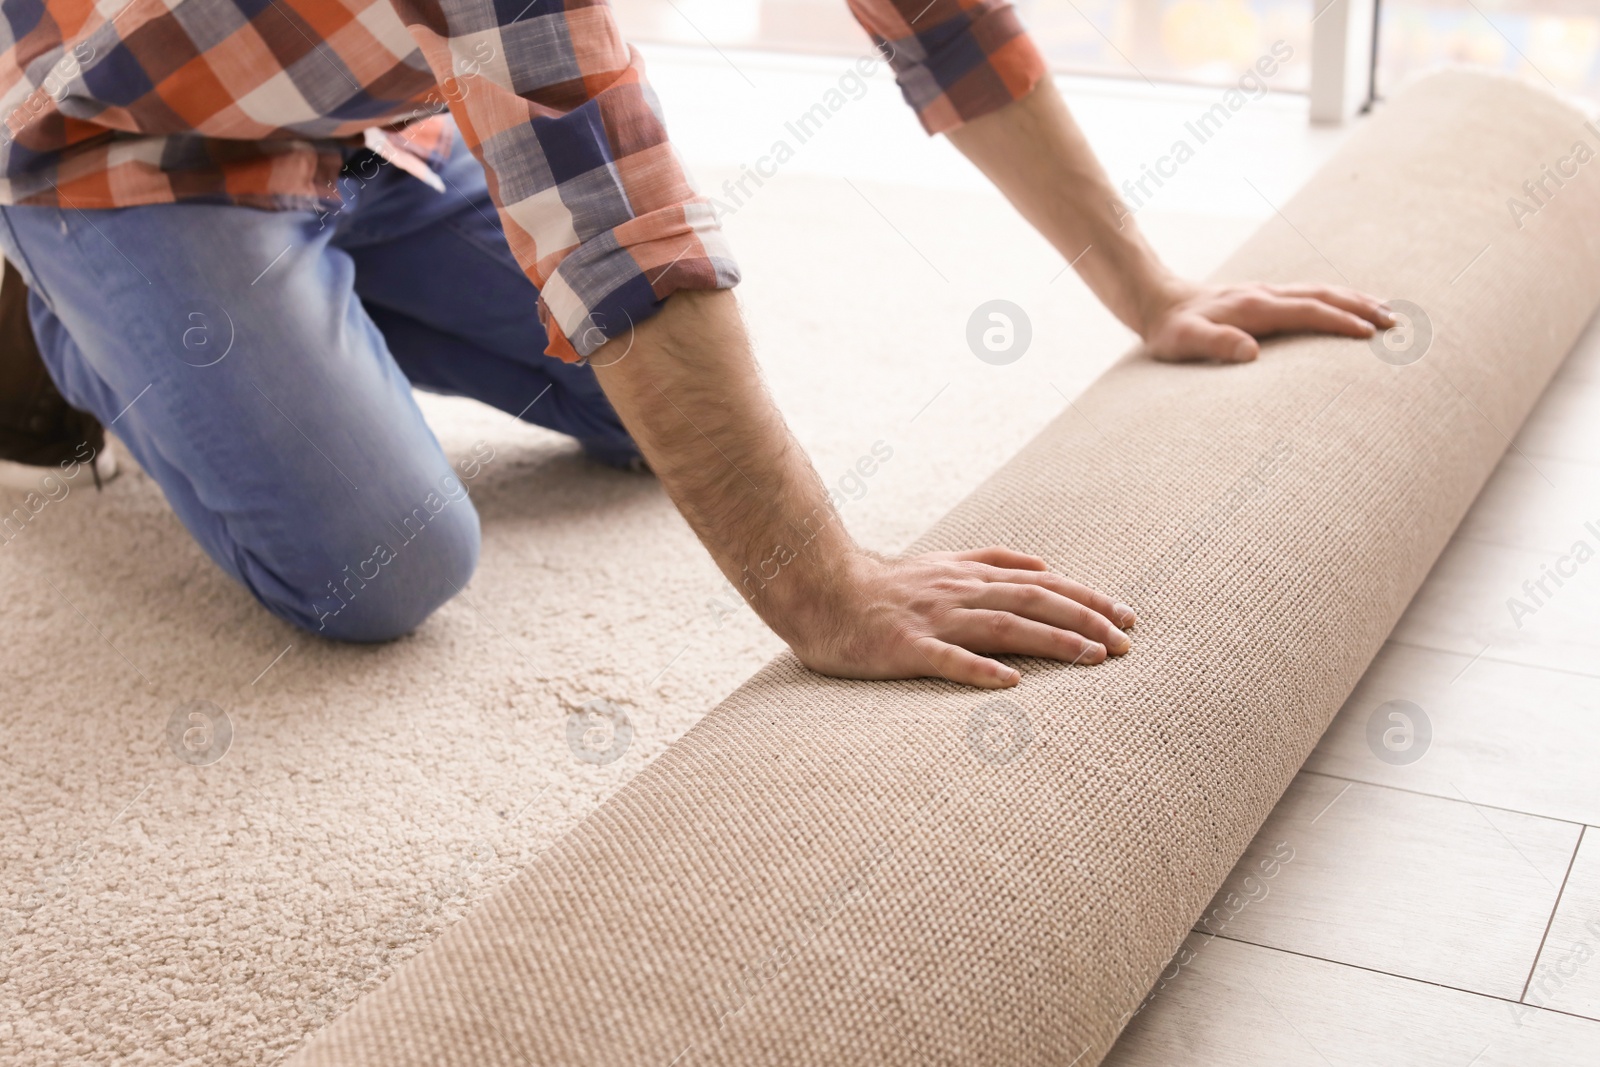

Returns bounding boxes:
[588,290,1131,690]
[1140,281,1396,363]
[947,79,1395,363]
[786,546,1134,689]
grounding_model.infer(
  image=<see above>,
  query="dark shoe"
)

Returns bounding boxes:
[0,260,117,492]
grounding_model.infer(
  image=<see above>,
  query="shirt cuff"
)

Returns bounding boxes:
[535,200,740,362]
[881,2,1047,135]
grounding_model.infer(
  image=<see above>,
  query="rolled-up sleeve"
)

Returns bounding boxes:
[846,0,1047,134]
[390,0,739,361]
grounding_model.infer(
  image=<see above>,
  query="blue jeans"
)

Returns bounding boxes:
[0,125,640,641]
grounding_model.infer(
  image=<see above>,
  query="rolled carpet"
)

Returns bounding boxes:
[291,71,1600,1066]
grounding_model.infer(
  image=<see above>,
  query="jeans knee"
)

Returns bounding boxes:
[287,501,481,643]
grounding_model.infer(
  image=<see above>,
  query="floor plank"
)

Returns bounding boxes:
[1103,934,1600,1066]
[1513,381,1600,466]
[1526,826,1600,1021]
[1196,775,1581,999]
[1388,534,1600,676]
[1456,451,1600,554]
[1305,642,1600,826]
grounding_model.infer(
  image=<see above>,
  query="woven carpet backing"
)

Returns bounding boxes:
[290,72,1600,1066]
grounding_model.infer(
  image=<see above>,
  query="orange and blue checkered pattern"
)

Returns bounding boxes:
[0,0,1043,359]
[849,0,1044,134]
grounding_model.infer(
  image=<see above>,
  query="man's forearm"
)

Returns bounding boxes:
[946,78,1184,335]
[946,76,1391,362]
[589,290,853,644]
[586,288,1135,689]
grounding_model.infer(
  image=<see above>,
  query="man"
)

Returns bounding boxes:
[0,0,1391,687]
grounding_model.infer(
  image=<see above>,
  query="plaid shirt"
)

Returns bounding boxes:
[0,0,1043,360]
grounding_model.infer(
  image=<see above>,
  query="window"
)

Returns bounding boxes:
[615,0,1314,91]
[1377,1,1600,98]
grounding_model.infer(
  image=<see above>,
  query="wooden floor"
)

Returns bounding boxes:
[1105,317,1600,1064]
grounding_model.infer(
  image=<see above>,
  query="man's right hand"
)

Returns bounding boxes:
[589,290,1133,690]
[780,546,1134,689]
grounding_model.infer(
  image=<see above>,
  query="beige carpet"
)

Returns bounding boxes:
[0,155,1246,1061]
[284,72,1600,1067]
